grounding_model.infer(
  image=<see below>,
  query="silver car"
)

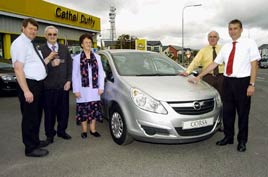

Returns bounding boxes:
[98,50,222,145]
[259,57,268,68]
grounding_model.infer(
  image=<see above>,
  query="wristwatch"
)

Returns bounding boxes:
[249,83,255,87]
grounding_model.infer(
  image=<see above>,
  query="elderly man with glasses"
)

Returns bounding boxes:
[40,25,72,145]
[180,31,224,100]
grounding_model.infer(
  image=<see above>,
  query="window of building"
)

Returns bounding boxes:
[153,46,160,52]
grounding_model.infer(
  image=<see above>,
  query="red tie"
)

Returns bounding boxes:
[226,42,236,75]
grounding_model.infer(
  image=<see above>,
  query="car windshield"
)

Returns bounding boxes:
[0,62,12,69]
[111,52,184,76]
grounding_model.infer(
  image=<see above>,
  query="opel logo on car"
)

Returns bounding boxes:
[193,101,201,110]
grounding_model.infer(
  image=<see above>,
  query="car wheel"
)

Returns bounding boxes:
[109,105,133,145]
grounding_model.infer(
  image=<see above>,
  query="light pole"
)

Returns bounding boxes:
[181,4,202,66]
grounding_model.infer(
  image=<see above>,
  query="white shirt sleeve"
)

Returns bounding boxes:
[11,40,28,64]
[214,46,225,65]
[72,55,81,93]
[249,39,261,61]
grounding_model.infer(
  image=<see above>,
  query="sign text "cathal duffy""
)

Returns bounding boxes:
[55,7,95,27]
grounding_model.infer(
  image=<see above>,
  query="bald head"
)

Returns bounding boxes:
[207,31,219,47]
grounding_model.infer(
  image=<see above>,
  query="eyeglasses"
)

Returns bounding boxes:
[48,33,57,36]
[209,36,218,38]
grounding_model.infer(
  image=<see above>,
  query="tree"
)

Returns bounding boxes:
[116,34,137,49]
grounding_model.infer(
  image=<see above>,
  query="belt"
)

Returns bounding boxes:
[26,79,43,83]
[224,76,250,80]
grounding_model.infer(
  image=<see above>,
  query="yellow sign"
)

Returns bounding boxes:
[135,39,147,51]
[0,0,100,31]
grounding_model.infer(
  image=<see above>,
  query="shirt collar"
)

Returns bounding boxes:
[233,36,242,43]
[21,33,32,44]
[209,44,219,49]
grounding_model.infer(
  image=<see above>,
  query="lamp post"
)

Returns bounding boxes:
[181,4,202,66]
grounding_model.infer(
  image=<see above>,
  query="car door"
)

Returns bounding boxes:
[99,53,115,118]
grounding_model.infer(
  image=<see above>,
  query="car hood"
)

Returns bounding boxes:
[0,67,14,74]
[122,76,217,102]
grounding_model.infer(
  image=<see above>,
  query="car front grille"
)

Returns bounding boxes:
[175,125,214,136]
[168,98,214,115]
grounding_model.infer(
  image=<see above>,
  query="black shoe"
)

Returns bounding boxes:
[38,140,50,148]
[25,148,49,157]
[90,131,101,137]
[218,127,224,132]
[76,120,81,126]
[57,133,72,140]
[81,132,87,139]
[237,142,246,152]
[216,137,234,146]
[45,137,54,144]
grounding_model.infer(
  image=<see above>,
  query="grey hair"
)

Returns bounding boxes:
[44,25,58,34]
[207,30,219,38]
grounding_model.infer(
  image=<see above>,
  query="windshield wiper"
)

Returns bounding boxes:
[136,73,178,76]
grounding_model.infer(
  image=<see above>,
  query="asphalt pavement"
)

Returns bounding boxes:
[0,69,268,177]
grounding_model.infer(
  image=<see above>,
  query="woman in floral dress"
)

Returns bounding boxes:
[72,33,105,138]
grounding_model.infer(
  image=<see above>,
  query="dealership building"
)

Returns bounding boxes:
[0,0,101,60]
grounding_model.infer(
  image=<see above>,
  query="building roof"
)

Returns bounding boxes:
[147,41,162,46]
[103,40,117,46]
[162,46,169,51]
[169,45,181,51]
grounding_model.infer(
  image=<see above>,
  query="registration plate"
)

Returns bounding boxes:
[182,118,214,130]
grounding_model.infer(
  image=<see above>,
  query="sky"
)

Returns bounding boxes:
[45,0,268,49]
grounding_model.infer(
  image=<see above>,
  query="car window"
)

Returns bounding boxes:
[100,54,114,81]
[111,52,184,76]
[153,58,177,73]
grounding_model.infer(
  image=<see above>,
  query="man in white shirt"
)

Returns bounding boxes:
[188,19,260,152]
[11,18,56,157]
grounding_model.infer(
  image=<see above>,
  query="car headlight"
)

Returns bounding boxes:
[1,75,14,81]
[215,92,222,107]
[131,88,167,114]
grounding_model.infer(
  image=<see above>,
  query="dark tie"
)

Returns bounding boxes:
[226,42,236,75]
[212,47,219,75]
[31,41,47,74]
[52,45,56,51]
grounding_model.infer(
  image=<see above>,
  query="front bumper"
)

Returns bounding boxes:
[121,99,222,144]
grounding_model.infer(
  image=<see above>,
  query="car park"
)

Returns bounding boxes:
[0,61,17,94]
[98,50,222,145]
[259,57,268,68]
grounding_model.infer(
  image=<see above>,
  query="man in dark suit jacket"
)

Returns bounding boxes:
[40,25,72,144]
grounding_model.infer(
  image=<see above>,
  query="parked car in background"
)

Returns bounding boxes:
[98,49,222,145]
[0,61,17,95]
[259,57,268,68]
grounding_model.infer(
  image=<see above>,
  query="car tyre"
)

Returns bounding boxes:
[109,105,133,145]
